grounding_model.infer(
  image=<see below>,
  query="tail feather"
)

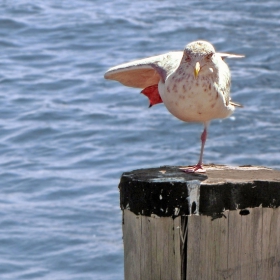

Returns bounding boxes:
[230,101,243,108]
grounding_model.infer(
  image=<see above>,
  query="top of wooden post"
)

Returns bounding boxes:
[119,165,280,217]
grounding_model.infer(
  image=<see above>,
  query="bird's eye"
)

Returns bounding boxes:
[206,53,213,60]
[185,55,191,62]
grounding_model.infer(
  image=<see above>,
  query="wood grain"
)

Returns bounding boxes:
[120,166,280,280]
[123,210,182,280]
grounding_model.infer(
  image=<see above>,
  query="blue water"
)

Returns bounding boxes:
[0,1,280,279]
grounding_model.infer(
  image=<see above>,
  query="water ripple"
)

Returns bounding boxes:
[0,1,280,279]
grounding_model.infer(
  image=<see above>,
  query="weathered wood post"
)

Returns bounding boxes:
[119,165,280,280]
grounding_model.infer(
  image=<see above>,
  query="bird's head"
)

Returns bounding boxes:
[182,40,217,78]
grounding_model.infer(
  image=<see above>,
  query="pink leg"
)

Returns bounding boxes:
[180,122,209,173]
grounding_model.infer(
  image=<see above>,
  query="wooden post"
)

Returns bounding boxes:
[119,165,280,280]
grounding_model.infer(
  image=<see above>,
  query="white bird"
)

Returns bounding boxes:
[104,40,243,172]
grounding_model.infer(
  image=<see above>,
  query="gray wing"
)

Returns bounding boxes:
[217,58,232,106]
[104,51,183,88]
[216,52,244,106]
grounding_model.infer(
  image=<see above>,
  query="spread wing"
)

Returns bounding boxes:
[104,51,183,88]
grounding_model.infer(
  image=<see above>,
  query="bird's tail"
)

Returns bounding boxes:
[230,101,243,108]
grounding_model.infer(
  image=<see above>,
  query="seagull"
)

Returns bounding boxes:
[104,40,243,172]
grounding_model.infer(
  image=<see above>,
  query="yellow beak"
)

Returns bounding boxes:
[194,62,200,78]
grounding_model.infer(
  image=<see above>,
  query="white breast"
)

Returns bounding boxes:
[158,65,234,123]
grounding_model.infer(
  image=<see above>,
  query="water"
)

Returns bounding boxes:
[0,1,280,279]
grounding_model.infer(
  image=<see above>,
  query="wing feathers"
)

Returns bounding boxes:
[105,66,160,88]
[104,52,182,88]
